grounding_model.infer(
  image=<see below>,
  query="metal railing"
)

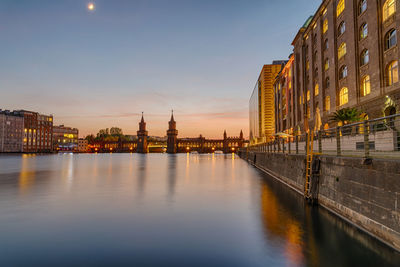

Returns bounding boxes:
[248,114,400,159]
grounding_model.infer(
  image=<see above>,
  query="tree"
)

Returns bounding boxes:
[85,134,95,144]
[110,127,123,136]
[329,108,365,125]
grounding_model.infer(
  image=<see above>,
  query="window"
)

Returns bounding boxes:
[338,21,346,35]
[361,75,371,96]
[385,29,397,50]
[387,61,399,86]
[307,90,310,101]
[383,0,396,21]
[338,42,347,59]
[323,19,328,33]
[360,0,367,14]
[325,96,331,111]
[337,0,345,17]
[360,49,369,65]
[306,60,310,70]
[315,83,319,96]
[339,87,349,106]
[360,23,368,39]
[324,39,329,50]
[339,65,348,79]
[324,58,329,71]
[325,77,330,88]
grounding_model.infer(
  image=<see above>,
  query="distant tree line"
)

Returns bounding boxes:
[85,127,136,144]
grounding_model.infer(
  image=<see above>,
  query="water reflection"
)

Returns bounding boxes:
[19,154,36,195]
[0,154,399,267]
[167,155,177,200]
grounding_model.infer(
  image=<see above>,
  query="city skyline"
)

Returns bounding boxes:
[0,0,319,138]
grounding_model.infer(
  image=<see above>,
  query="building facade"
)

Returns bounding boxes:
[249,62,286,144]
[0,110,24,153]
[274,55,296,135]
[78,138,89,152]
[53,125,79,152]
[283,0,400,135]
[17,110,53,153]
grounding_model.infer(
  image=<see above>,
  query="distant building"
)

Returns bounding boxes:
[16,110,53,153]
[136,113,148,153]
[78,138,88,152]
[53,125,79,152]
[249,62,286,145]
[0,110,24,153]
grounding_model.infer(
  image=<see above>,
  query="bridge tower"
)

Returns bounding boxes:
[137,112,148,153]
[223,130,229,153]
[167,111,178,154]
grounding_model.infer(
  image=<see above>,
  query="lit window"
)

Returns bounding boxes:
[323,19,328,33]
[360,0,367,14]
[361,75,371,96]
[315,83,319,96]
[385,29,397,50]
[324,58,329,71]
[360,23,368,39]
[324,39,329,50]
[360,49,369,65]
[307,106,311,118]
[338,42,347,59]
[337,0,345,17]
[338,21,346,35]
[339,87,349,106]
[307,90,310,101]
[325,96,331,111]
[387,61,399,86]
[322,8,327,16]
[339,65,348,79]
[383,0,396,21]
[306,60,310,70]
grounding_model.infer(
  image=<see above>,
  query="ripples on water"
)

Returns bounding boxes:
[0,153,399,267]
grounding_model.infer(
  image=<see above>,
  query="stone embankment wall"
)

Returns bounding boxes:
[239,151,400,251]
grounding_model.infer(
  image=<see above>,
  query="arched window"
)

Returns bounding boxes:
[360,23,368,39]
[338,42,346,59]
[324,58,330,71]
[307,90,310,101]
[315,83,319,96]
[325,96,331,111]
[338,21,346,36]
[339,87,349,106]
[339,65,348,79]
[323,19,328,33]
[359,0,367,14]
[360,50,369,65]
[383,0,396,21]
[324,39,329,50]
[385,29,397,50]
[325,77,330,88]
[361,75,371,96]
[387,61,399,86]
[337,0,345,17]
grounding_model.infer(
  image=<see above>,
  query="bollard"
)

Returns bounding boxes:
[364,120,370,158]
[336,127,341,156]
[318,130,322,154]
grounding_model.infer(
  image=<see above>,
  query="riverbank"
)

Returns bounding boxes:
[238,150,400,252]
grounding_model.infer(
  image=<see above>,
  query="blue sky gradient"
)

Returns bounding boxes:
[0,0,320,137]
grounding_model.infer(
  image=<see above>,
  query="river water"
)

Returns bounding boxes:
[0,153,399,266]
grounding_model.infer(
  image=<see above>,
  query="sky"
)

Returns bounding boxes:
[0,0,320,138]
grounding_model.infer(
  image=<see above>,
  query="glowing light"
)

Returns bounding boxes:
[87,2,95,11]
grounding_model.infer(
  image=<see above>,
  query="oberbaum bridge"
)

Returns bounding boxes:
[90,112,245,154]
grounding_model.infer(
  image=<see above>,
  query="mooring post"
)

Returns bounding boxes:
[364,120,370,158]
[336,127,341,156]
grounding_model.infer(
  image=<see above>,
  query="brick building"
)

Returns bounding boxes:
[53,125,79,152]
[274,0,400,135]
[0,110,24,152]
[17,110,53,153]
